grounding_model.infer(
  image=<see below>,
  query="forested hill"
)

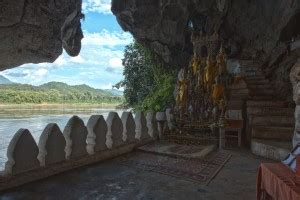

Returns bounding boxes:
[0,75,15,85]
[0,81,123,104]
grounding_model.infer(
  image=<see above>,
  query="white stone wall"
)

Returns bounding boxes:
[1,110,169,185]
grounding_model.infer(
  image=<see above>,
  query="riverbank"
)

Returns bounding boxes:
[0,103,121,110]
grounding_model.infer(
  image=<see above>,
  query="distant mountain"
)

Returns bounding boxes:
[105,89,123,96]
[40,82,122,97]
[0,75,14,85]
[0,81,123,104]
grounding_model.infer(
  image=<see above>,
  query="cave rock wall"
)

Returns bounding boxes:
[0,0,83,70]
[112,0,300,99]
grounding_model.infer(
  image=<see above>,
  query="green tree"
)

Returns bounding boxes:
[115,41,176,112]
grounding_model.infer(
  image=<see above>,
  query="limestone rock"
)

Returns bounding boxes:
[5,129,40,175]
[0,0,83,70]
[121,112,136,143]
[63,116,88,160]
[112,0,300,100]
[86,115,108,154]
[112,0,300,66]
[38,123,66,166]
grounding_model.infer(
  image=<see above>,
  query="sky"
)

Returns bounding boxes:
[0,0,132,90]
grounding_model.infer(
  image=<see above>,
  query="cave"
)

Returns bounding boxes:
[0,0,300,199]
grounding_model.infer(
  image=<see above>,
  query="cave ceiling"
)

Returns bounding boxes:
[0,0,300,75]
[112,0,300,69]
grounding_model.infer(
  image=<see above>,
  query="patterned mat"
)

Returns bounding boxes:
[117,150,231,185]
[138,142,216,159]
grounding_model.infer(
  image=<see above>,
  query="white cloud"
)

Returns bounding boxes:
[2,29,132,88]
[82,30,132,47]
[98,83,113,89]
[35,68,48,77]
[70,55,85,64]
[82,0,112,14]
[3,67,49,85]
[53,55,68,66]
[109,57,123,69]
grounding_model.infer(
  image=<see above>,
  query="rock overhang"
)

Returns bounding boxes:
[0,0,84,71]
[111,0,300,68]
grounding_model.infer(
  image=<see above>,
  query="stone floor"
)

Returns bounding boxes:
[0,148,271,200]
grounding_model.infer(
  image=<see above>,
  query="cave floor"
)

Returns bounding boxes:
[0,148,271,200]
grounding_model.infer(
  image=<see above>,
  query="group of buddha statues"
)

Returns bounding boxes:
[174,31,231,130]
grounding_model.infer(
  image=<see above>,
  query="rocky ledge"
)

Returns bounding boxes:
[0,0,83,70]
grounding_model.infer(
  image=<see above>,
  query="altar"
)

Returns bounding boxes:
[257,163,300,200]
[170,30,245,148]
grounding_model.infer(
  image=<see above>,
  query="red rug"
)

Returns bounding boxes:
[117,150,231,185]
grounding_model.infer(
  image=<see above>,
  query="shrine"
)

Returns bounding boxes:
[166,30,244,152]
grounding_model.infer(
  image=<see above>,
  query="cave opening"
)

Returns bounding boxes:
[280,11,300,42]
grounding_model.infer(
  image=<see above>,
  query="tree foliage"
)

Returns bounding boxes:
[115,41,176,112]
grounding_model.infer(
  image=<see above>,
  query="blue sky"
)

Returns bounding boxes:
[0,0,132,89]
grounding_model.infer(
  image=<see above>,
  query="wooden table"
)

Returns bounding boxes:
[257,163,300,200]
[219,120,243,149]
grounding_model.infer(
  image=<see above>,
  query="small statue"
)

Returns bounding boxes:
[216,45,227,76]
[204,55,217,92]
[176,68,189,119]
[212,77,225,105]
[192,54,201,76]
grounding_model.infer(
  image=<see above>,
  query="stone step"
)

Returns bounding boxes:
[245,74,264,79]
[231,88,249,95]
[249,95,273,100]
[230,94,249,100]
[227,100,244,109]
[252,126,294,141]
[239,60,256,64]
[248,85,272,90]
[240,65,261,70]
[249,89,274,96]
[247,107,294,116]
[247,100,288,108]
[243,67,261,71]
[246,79,269,85]
[251,139,292,160]
[251,115,295,127]
[243,72,256,77]
[239,61,260,67]
[246,76,267,81]
[166,134,218,146]
[244,69,263,74]
[244,71,261,76]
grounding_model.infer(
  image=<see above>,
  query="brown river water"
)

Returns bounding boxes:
[0,108,125,170]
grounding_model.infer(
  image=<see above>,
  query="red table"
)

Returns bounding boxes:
[257,163,300,200]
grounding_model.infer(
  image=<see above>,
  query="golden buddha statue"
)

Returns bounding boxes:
[212,77,225,105]
[212,45,228,106]
[204,55,217,91]
[176,68,188,108]
[216,45,227,75]
[191,53,201,76]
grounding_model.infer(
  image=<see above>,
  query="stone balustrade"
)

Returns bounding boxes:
[0,110,170,192]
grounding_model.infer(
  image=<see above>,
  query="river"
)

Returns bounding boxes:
[0,108,126,171]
